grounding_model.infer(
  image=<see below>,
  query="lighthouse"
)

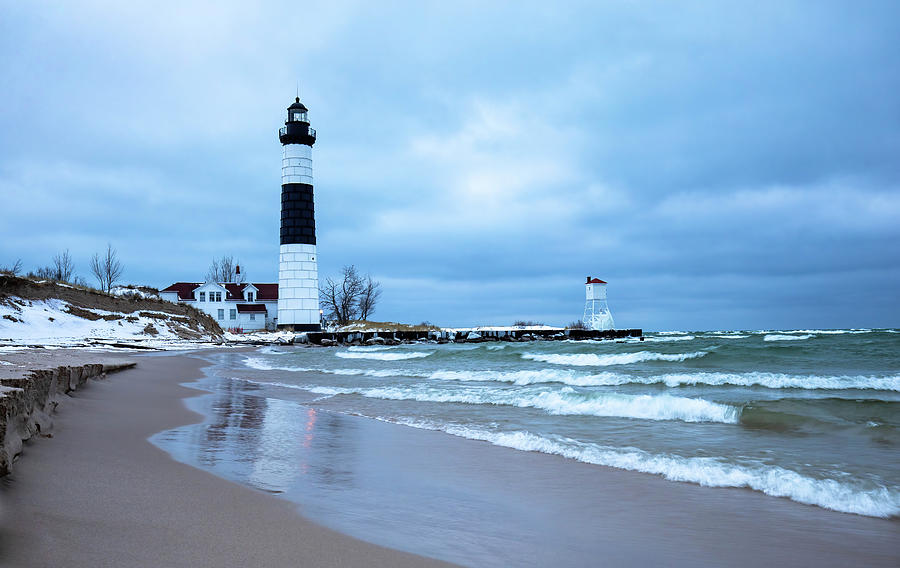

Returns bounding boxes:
[277,97,320,330]
[583,277,615,331]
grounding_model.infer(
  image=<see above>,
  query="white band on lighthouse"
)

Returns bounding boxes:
[282,144,313,185]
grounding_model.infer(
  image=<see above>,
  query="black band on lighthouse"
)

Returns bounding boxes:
[280,183,316,245]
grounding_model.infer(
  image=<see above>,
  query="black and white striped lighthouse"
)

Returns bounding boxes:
[277,97,320,330]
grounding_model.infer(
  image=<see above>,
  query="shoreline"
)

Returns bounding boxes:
[0,350,456,567]
[155,348,899,567]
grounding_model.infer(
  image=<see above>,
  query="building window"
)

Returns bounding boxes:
[217,309,224,320]
[250,313,256,321]
[247,292,254,302]
[199,292,205,302]
[230,309,236,320]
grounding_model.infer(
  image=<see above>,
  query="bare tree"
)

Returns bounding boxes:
[357,274,382,321]
[0,259,22,276]
[319,265,381,325]
[207,255,245,283]
[52,250,76,282]
[90,243,124,293]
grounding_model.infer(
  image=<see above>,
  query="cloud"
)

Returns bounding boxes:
[1,1,898,329]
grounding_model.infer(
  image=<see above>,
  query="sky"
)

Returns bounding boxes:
[1,1,898,330]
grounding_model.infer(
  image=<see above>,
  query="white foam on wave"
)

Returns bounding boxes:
[346,345,400,352]
[335,351,433,361]
[242,356,313,372]
[641,335,696,342]
[522,350,708,367]
[429,368,624,387]
[648,372,900,391]
[386,420,900,518]
[764,334,813,342]
[429,369,900,391]
[704,334,749,339]
[293,383,738,423]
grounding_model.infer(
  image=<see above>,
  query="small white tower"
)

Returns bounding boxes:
[583,276,615,331]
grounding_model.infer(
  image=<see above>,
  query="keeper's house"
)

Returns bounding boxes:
[160,282,279,331]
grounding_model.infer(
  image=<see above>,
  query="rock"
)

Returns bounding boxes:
[320,338,337,347]
[365,337,386,345]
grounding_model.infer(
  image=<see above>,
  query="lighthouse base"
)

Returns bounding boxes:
[277,323,321,332]
[277,243,320,329]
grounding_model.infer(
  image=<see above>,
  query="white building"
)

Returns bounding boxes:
[160,282,279,331]
[583,276,615,331]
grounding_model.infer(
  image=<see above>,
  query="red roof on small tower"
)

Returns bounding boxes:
[586,277,607,284]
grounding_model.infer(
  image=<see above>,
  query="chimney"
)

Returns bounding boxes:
[236,265,241,275]
[586,276,591,284]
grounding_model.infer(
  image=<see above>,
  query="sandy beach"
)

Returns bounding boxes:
[0,351,456,567]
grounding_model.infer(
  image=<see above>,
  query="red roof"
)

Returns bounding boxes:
[254,283,279,301]
[236,303,268,313]
[160,282,279,301]
[587,278,607,284]
[160,282,202,301]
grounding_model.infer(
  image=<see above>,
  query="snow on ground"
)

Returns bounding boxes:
[110,286,160,300]
[224,330,292,342]
[443,325,565,333]
[0,296,220,350]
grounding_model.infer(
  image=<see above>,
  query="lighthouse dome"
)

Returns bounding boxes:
[287,97,309,123]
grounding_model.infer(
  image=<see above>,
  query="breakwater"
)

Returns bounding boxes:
[299,328,643,346]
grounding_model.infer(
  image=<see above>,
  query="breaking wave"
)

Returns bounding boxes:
[292,383,739,423]
[335,351,433,361]
[764,334,813,341]
[242,356,312,372]
[426,369,900,391]
[640,335,696,342]
[522,351,708,366]
[382,421,900,518]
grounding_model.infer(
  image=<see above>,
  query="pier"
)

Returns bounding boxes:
[296,327,643,346]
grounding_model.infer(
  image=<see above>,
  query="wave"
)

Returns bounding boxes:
[383,421,900,518]
[335,351,433,361]
[703,334,749,339]
[292,383,738,423]
[428,369,624,387]
[764,334,813,342]
[346,345,400,352]
[522,351,708,367]
[640,335,696,343]
[646,372,900,391]
[243,357,313,372]
[426,369,900,391]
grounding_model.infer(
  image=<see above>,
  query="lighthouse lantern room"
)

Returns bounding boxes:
[583,276,615,331]
[277,97,320,330]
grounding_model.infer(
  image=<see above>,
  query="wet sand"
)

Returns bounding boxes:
[0,352,456,567]
[155,358,900,568]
